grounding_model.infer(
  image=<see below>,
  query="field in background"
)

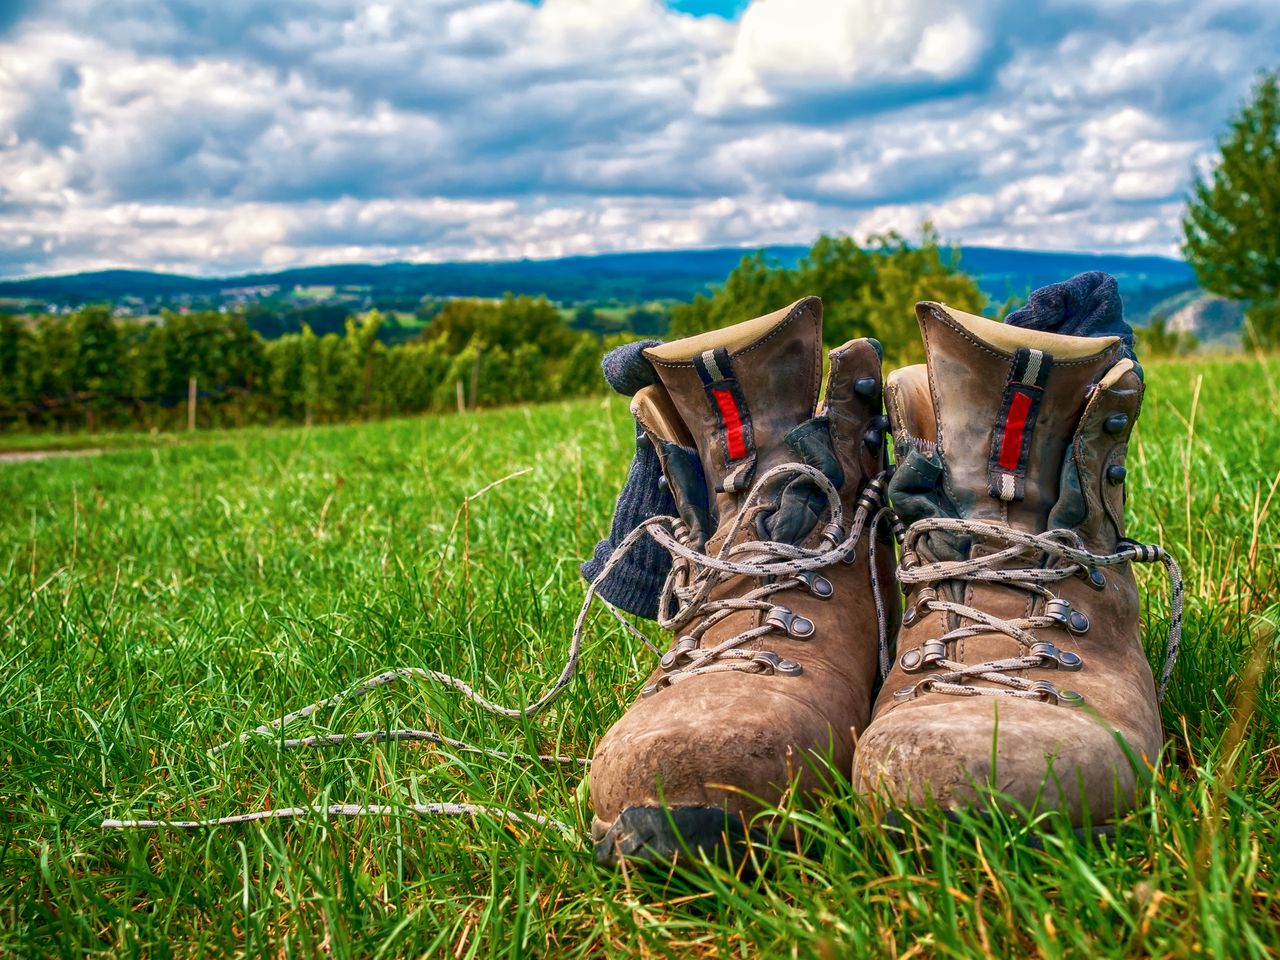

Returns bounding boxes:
[2,353,1278,956]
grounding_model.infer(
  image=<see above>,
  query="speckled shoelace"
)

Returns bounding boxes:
[891,516,1182,706]
[102,462,895,834]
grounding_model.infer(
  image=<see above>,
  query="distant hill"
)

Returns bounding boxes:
[0,244,1229,332]
[0,249,799,304]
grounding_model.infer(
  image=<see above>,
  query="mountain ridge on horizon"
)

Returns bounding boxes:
[0,243,1229,337]
[0,243,1193,294]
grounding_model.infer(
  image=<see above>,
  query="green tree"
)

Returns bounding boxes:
[1183,70,1280,346]
[557,334,610,398]
[1135,315,1199,358]
[264,332,307,421]
[0,313,30,423]
[669,226,986,364]
[1243,302,1280,350]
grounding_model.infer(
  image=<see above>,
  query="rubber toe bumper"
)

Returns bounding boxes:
[592,805,760,867]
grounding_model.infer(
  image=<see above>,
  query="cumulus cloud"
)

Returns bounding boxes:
[0,0,1277,276]
[696,0,996,115]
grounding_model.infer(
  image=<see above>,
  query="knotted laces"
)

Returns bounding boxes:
[645,463,893,694]
[892,516,1182,707]
[103,462,893,834]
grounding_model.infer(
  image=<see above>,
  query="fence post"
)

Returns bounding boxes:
[469,351,480,409]
[188,378,197,431]
[455,378,465,414]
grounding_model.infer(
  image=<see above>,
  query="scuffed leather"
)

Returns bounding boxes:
[591,305,895,824]
[856,305,1163,826]
[916,302,1125,530]
[591,542,878,821]
[643,298,823,519]
[760,417,843,545]
[861,555,1161,823]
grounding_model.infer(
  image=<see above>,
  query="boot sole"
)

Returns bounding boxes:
[592,805,773,868]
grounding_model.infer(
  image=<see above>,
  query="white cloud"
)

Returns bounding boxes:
[697,0,992,112]
[0,0,1277,276]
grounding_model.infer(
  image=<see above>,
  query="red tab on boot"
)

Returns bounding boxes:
[988,347,1053,502]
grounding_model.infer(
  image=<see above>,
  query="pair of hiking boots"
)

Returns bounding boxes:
[583,276,1180,866]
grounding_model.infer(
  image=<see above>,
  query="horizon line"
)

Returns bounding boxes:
[0,241,1192,286]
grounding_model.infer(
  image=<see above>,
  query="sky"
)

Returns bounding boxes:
[0,0,1277,278]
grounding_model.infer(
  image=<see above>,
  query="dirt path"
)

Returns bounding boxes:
[0,447,105,464]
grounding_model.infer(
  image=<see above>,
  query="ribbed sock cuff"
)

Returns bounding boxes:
[580,423,675,620]
[1005,271,1140,373]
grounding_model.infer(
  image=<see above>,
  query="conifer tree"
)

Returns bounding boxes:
[1183,71,1280,345]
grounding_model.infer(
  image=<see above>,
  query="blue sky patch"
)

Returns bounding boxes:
[665,0,751,19]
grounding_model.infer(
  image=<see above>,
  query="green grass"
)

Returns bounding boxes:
[2,354,1278,957]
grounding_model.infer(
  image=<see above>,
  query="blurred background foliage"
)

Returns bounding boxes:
[0,228,988,432]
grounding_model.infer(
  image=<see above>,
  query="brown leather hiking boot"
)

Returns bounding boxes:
[589,297,899,865]
[853,299,1182,829]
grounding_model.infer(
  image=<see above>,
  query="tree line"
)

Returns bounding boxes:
[669,227,993,363]
[0,229,993,434]
[0,295,610,432]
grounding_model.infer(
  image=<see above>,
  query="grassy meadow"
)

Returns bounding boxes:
[2,351,1278,957]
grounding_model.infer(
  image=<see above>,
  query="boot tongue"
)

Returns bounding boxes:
[911,298,1127,532]
[643,297,823,524]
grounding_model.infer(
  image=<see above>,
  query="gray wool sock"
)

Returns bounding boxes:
[580,339,676,620]
[1005,271,1141,374]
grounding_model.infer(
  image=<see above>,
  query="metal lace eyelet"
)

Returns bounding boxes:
[749,651,802,677]
[1067,611,1090,635]
[766,607,815,638]
[1057,650,1083,670]
[1030,641,1084,671]
[642,675,674,698]
[1103,413,1129,435]
[919,639,946,666]
[1030,680,1086,705]
[659,636,699,672]
[1030,640,1058,660]
[751,651,781,674]
[777,657,803,676]
[1045,598,1071,622]
[797,571,834,599]
[904,587,935,623]
[1030,679,1060,702]
[894,678,936,701]
[900,648,924,672]
[1085,568,1107,591]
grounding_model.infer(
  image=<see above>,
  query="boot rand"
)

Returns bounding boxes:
[590,297,898,865]
[854,301,1167,827]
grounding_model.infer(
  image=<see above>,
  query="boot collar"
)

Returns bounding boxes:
[893,301,1126,533]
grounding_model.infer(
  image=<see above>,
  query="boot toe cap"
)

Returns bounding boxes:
[590,680,850,824]
[853,698,1157,826]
